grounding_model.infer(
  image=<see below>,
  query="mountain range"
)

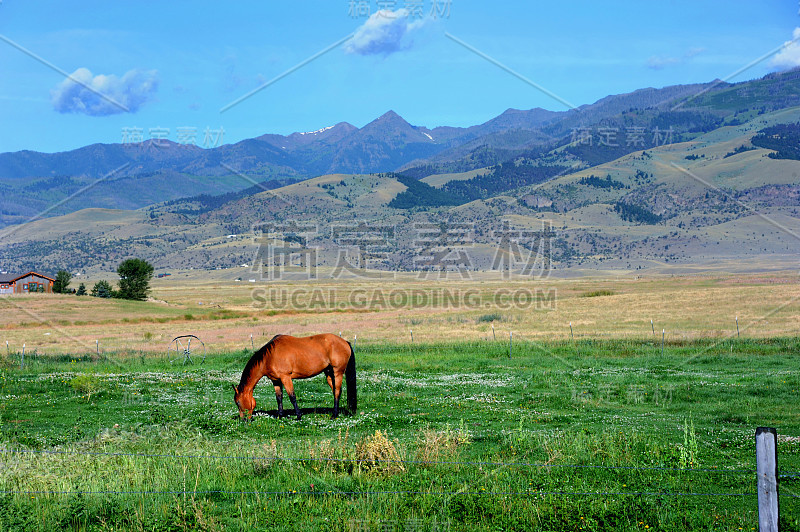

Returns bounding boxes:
[1,68,799,274]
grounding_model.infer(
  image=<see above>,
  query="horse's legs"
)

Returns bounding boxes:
[331,373,344,419]
[281,377,301,420]
[324,368,339,419]
[272,381,283,418]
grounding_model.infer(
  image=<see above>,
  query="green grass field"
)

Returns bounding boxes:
[1,338,799,531]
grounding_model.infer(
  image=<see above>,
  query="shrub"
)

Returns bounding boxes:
[355,430,405,475]
[477,313,502,323]
[70,374,102,402]
[582,290,615,297]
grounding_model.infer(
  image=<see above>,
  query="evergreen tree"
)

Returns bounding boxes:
[76,283,87,296]
[90,280,114,298]
[116,258,154,301]
[53,270,72,293]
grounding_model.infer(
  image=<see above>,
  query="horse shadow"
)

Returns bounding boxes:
[252,407,335,419]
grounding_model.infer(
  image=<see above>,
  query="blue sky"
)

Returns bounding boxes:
[0,1,798,153]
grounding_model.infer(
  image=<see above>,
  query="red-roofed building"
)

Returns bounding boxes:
[0,272,55,294]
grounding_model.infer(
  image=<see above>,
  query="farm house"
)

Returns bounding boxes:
[0,271,55,294]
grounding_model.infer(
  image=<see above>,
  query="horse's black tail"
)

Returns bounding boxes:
[345,342,357,415]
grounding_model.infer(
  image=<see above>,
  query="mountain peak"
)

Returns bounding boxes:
[359,110,416,134]
[376,110,406,122]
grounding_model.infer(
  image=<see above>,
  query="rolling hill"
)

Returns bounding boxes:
[2,68,798,230]
[2,105,799,276]
[1,70,800,275]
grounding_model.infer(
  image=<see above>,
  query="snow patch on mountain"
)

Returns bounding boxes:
[299,125,335,136]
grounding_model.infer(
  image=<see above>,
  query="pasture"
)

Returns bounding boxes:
[1,270,799,355]
[1,339,799,531]
[1,272,799,530]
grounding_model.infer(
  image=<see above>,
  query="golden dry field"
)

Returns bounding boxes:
[1,268,798,356]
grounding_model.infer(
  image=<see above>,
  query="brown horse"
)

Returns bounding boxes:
[232,333,356,421]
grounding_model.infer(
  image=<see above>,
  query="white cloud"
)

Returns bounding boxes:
[345,9,426,56]
[770,27,800,70]
[646,55,681,70]
[684,47,706,59]
[51,67,158,116]
[646,47,706,70]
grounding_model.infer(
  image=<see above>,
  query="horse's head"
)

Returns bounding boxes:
[232,384,255,420]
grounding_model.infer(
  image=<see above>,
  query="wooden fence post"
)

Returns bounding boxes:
[756,427,779,532]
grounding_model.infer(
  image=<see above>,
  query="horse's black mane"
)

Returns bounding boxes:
[238,334,282,390]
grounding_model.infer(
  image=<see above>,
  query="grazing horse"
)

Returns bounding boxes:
[232,333,356,421]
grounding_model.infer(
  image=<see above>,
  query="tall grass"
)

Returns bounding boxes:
[0,338,798,530]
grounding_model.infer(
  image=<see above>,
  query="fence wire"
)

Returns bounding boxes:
[0,448,758,474]
[0,488,758,498]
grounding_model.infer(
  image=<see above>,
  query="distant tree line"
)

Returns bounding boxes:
[613,201,662,224]
[381,174,466,209]
[399,145,515,179]
[387,173,466,209]
[22,175,80,193]
[386,162,573,209]
[160,178,295,216]
[751,123,800,160]
[723,145,756,158]
[51,258,154,301]
[578,174,627,189]
[442,162,570,202]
